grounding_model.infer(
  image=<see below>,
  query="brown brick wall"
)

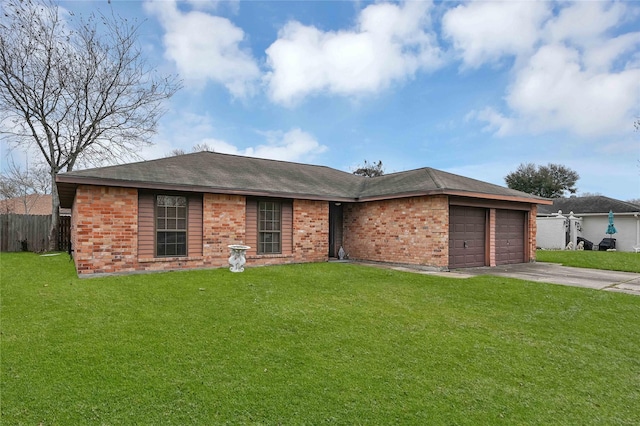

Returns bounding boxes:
[528,204,537,262]
[292,200,329,263]
[73,185,139,274]
[202,194,246,262]
[71,185,537,275]
[71,187,329,275]
[342,195,449,268]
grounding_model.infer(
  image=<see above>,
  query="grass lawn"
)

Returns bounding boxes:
[2,253,640,424]
[537,249,640,273]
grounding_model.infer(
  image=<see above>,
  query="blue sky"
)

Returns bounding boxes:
[32,1,640,200]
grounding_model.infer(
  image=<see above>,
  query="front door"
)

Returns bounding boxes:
[328,203,343,258]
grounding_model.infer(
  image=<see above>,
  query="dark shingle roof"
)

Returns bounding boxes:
[359,168,536,200]
[538,196,640,215]
[56,152,548,207]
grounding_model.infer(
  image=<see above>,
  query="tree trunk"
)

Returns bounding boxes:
[48,172,60,252]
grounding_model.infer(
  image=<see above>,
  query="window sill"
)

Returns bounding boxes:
[139,256,203,263]
[247,253,294,260]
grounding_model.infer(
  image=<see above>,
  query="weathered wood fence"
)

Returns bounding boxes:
[0,214,71,252]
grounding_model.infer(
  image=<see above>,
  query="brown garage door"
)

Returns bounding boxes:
[449,206,486,268]
[495,209,526,265]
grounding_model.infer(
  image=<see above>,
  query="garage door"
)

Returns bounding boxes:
[449,206,486,268]
[495,209,526,265]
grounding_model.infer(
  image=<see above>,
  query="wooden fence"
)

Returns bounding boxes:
[0,214,71,253]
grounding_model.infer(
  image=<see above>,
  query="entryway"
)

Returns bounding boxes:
[328,202,343,258]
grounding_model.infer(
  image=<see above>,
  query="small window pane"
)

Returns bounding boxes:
[156,195,188,257]
[165,242,177,256]
[258,201,282,255]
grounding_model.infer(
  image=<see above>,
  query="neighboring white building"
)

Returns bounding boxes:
[537,196,640,252]
[537,212,582,250]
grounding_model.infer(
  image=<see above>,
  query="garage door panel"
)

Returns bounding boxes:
[449,206,486,268]
[496,210,525,265]
[454,223,465,233]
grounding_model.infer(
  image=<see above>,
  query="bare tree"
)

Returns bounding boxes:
[353,160,385,177]
[166,148,188,157]
[192,142,215,153]
[165,142,215,157]
[0,0,181,250]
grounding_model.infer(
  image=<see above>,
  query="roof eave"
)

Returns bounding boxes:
[358,188,550,204]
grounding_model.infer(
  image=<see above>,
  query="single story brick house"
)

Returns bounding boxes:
[56,152,550,276]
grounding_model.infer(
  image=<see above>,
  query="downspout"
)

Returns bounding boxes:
[636,213,639,248]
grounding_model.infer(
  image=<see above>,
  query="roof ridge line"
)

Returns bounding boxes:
[424,167,443,189]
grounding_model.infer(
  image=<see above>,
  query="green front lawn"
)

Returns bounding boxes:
[537,249,640,273]
[2,253,639,424]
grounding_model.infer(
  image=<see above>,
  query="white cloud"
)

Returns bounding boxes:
[240,129,328,162]
[211,129,327,161]
[146,111,327,162]
[466,107,515,137]
[583,32,640,72]
[184,0,239,13]
[199,129,328,162]
[542,1,640,72]
[456,1,640,138]
[144,0,259,97]
[542,1,627,46]
[505,44,640,136]
[264,1,443,105]
[442,1,550,68]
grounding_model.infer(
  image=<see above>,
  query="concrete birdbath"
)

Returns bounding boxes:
[228,245,250,272]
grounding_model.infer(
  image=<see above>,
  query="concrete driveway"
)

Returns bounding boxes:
[454,262,640,296]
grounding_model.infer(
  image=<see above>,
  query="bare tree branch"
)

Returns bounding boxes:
[0,0,181,249]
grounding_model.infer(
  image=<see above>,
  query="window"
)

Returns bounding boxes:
[258,201,281,254]
[156,195,187,257]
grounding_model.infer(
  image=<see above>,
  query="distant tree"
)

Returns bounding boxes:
[0,0,181,249]
[353,160,384,177]
[505,163,579,198]
[192,142,215,152]
[628,198,640,206]
[166,142,215,157]
[166,148,188,157]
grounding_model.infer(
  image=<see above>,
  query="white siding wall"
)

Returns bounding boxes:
[581,215,640,252]
[537,216,567,249]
